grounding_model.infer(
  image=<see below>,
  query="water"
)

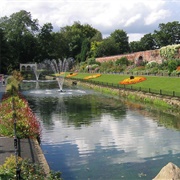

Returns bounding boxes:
[21,81,180,180]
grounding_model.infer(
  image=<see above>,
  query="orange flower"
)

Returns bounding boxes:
[66,73,78,78]
[119,76,146,85]
[84,74,101,80]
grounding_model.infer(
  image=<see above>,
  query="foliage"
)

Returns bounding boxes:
[0,155,62,180]
[110,29,130,54]
[6,70,24,95]
[154,21,180,47]
[95,37,119,57]
[160,44,180,59]
[115,57,129,66]
[0,9,180,74]
[0,94,41,138]
[167,60,178,74]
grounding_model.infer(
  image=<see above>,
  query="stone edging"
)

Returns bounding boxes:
[33,139,50,178]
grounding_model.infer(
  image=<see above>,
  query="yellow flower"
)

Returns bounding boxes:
[84,74,101,80]
[119,76,146,85]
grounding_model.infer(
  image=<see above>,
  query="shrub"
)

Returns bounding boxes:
[0,155,62,180]
[0,94,41,138]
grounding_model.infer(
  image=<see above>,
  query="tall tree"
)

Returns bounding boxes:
[0,28,10,73]
[154,21,180,47]
[0,10,39,69]
[59,21,101,61]
[96,38,119,57]
[110,29,129,54]
[37,23,55,61]
[129,41,143,52]
[140,33,157,50]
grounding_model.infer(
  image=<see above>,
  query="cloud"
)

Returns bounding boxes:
[145,9,171,25]
[0,0,180,42]
[125,14,142,27]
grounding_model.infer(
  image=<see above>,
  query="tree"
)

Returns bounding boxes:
[129,41,143,52]
[0,28,10,73]
[110,29,129,54]
[0,10,39,70]
[59,21,101,60]
[154,21,180,47]
[96,38,119,57]
[140,33,157,50]
[79,39,90,62]
[37,23,55,61]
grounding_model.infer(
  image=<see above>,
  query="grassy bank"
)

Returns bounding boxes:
[67,73,180,94]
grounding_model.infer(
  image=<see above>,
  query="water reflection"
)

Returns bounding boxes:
[22,82,180,180]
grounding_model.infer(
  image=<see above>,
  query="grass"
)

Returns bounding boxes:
[67,73,180,93]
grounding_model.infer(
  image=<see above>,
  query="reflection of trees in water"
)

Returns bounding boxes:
[124,100,180,130]
[26,96,63,127]
[26,94,127,128]
[63,94,127,127]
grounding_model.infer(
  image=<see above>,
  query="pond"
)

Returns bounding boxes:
[21,81,180,180]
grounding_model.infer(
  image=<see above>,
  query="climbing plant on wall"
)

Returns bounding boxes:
[160,44,180,60]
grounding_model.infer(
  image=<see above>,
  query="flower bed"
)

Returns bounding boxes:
[119,76,146,85]
[0,93,41,138]
[84,74,101,80]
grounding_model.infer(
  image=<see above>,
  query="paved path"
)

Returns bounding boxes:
[0,137,39,165]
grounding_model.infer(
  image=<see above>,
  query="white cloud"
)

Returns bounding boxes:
[145,9,171,25]
[0,0,179,41]
[128,33,145,42]
[125,14,141,27]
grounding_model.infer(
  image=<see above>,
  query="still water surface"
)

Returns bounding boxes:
[22,82,180,180]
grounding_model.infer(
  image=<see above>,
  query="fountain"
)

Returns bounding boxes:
[47,58,74,92]
[32,63,45,81]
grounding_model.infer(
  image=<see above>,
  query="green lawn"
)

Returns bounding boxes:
[67,73,180,93]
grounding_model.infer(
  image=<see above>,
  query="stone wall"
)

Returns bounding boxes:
[96,49,162,64]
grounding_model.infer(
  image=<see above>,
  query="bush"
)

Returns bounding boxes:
[0,94,41,138]
[0,155,62,180]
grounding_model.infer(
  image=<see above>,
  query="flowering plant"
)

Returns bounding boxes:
[119,76,146,85]
[84,74,101,80]
[0,94,41,138]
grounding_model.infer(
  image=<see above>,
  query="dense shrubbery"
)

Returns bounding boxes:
[0,93,41,138]
[77,56,180,76]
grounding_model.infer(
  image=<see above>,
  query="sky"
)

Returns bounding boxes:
[0,0,180,42]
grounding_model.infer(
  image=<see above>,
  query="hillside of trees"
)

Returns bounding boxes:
[0,10,180,74]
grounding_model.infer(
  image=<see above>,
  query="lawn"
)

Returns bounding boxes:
[67,73,180,94]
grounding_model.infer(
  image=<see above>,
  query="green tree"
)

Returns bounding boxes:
[129,41,143,52]
[140,33,157,50]
[79,38,90,62]
[37,23,55,61]
[110,29,129,54]
[154,21,180,47]
[59,21,101,60]
[0,10,39,69]
[0,28,10,73]
[96,37,119,57]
